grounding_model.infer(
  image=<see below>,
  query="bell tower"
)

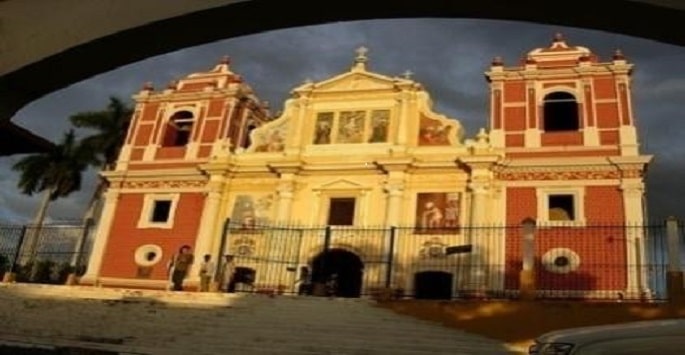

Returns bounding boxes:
[82,57,271,287]
[489,34,653,297]
[486,33,640,158]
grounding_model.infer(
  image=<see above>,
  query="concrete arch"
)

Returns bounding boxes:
[2,0,684,140]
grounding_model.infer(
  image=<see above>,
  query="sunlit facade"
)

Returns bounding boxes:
[82,35,651,298]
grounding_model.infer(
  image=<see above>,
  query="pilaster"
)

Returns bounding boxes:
[80,188,121,285]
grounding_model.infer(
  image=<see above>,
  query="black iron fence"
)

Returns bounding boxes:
[1,219,681,302]
[0,221,94,284]
[218,220,682,302]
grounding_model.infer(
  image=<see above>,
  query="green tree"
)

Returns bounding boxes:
[12,129,96,264]
[69,96,134,220]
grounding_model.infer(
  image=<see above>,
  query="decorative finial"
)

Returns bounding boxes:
[476,128,488,143]
[220,55,230,65]
[142,82,154,91]
[491,56,503,66]
[402,70,414,79]
[355,46,369,63]
[553,32,564,42]
[613,49,625,60]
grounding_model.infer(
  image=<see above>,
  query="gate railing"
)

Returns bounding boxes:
[0,221,94,284]
[215,220,680,302]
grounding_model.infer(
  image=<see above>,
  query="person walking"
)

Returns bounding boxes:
[198,254,215,292]
[168,245,194,291]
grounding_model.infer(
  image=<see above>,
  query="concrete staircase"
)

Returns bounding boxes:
[0,284,518,354]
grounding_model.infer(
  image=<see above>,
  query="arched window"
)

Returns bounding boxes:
[543,92,579,132]
[162,111,194,147]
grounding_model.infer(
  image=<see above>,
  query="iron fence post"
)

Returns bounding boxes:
[665,216,684,303]
[385,226,396,289]
[213,218,231,282]
[323,225,331,252]
[317,225,332,285]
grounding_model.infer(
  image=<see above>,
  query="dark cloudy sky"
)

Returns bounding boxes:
[2,18,684,223]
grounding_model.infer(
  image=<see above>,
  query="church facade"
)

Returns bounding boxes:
[81,35,652,299]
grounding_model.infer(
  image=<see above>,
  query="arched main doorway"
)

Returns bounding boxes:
[311,249,364,298]
[414,271,453,300]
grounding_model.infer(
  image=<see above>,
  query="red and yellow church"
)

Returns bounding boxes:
[81,35,652,299]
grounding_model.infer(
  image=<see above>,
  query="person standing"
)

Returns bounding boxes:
[221,254,236,293]
[168,245,194,291]
[198,254,215,292]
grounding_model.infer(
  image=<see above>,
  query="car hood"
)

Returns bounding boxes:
[536,318,685,344]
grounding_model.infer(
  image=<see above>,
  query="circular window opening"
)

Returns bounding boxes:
[542,248,580,274]
[134,244,163,267]
[554,256,570,267]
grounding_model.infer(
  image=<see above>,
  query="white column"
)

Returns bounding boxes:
[468,183,490,228]
[465,182,491,292]
[80,189,120,285]
[191,178,225,280]
[621,181,648,296]
[275,173,296,223]
[383,171,405,227]
[521,218,536,273]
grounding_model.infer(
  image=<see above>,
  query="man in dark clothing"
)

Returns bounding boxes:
[168,245,194,291]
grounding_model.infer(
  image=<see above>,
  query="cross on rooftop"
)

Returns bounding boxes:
[355,46,368,62]
[402,70,413,79]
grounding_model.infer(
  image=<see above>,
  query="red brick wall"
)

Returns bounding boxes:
[594,77,617,99]
[99,193,205,280]
[201,120,220,143]
[504,82,525,102]
[207,99,225,117]
[585,186,624,224]
[505,187,536,288]
[505,186,627,291]
[504,107,526,131]
[596,103,620,128]
[155,147,186,160]
[540,132,583,146]
[133,125,152,146]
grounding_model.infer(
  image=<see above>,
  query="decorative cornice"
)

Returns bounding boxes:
[374,158,414,173]
[496,170,621,181]
[267,161,303,174]
[121,180,206,189]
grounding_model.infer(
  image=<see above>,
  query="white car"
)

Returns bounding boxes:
[528,318,685,354]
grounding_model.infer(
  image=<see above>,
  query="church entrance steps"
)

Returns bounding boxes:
[0,283,517,354]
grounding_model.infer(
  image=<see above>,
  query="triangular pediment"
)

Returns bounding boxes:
[312,71,398,92]
[314,178,365,190]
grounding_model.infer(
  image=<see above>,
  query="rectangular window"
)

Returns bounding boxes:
[548,194,575,221]
[537,188,585,226]
[327,198,356,226]
[151,200,172,223]
[138,193,180,229]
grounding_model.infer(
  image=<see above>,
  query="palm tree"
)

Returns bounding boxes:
[12,129,96,264]
[69,96,133,220]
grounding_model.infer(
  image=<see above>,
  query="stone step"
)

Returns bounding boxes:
[0,284,517,354]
